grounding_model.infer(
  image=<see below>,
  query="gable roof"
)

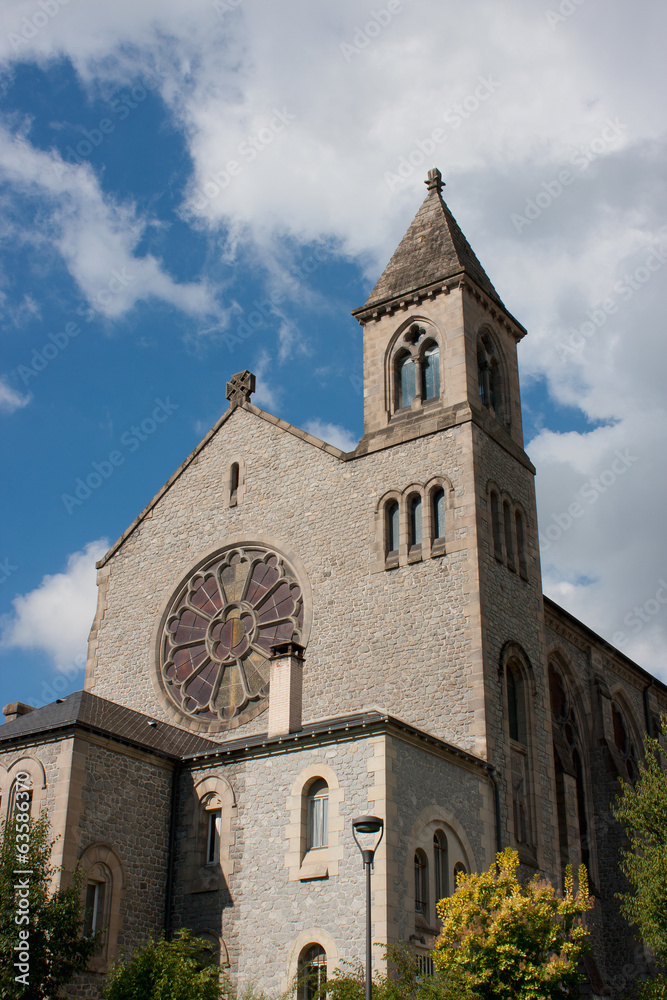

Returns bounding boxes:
[0,690,219,758]
[358,168,505,312]
[97,401,351,569]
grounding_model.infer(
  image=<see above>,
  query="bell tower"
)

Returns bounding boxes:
[352,169,555,875]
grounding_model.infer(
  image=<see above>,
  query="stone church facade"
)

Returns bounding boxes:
[1,168,663,998]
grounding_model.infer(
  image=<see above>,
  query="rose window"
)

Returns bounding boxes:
[160,546,304,725]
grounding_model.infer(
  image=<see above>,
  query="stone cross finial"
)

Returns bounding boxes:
[425,167,444,194]
[226,370,256,407]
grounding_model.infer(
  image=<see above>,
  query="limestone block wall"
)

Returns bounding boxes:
[172,733,386,996]
[385,734,492,949]
[87,403,487,755]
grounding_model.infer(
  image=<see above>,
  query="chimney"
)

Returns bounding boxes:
[267,642,305,738]
[3,702,35,724]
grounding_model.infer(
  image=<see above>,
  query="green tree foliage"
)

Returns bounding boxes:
[102,929,231,1000]
[613,715,667,967]
[432,847,593,1000]
[318,948,478,1000]
[0,813,98,1000]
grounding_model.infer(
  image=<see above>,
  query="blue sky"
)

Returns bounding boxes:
[0,0,666,712]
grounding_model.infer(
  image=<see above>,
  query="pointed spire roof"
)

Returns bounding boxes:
[359,168,504,312]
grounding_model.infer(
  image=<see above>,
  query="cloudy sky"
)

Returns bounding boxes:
[0,0,665,712]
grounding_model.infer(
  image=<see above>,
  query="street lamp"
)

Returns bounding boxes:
[352,815,384,1000]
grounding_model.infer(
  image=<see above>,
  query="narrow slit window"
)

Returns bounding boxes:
[432,488,446,542]
[397,354,416,409]
[409,495,422,548]
[414,850,428,915]
[84,881,106,937]
[230,463,239,506]
[206,808,222,864]
[491,492,502,560]
[306,779,328,850]
[386,501,400,556]
[421,344,440,400]
[503,501,515,569]
[434,831,448,901]
[515,510,527,578]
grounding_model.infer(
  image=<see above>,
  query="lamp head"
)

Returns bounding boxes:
[352,815,384,862]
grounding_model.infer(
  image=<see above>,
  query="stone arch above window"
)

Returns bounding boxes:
[193,775,236,877]
[500,644,537,859]
[375,478,453,571]
[286,764,344,882]
[3,756,47,819]
[192,930,230,969]
[285,929,339,995]
[386,319,443,416]
[405,807,474,937]
[78,843,125,972]
[477,328,509,427]
[226,457,247,508]
[486,484,528,580]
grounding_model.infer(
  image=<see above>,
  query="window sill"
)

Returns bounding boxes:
[299,848,329,881]
[407,545,422,564]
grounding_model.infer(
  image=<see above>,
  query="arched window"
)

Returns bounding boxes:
[549,663,590,871]
[506,660,531,846]
[298,944,326,1000]
[397,352,416,409]
[414,849,428,915]
[515,510,527,578]
[477,333,504,422]
[503,501,515,570]
[306,779,328,850]
[433,831,448,902]
[490,491,502,561]
[229,463,239,506]
[409,494,422,548]
[8,781,32,820]
[453,861,467,885]
[386,500,400,556]
[421,343,440,401]
[612,703,639,781]
[83,863,111,942]
[432,488,446,543]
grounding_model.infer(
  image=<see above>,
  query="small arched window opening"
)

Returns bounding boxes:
[306,779,328,850]
[409,494,422,549]
[506,660,531,846]
[386,500,400,557]
[83,863,111,944]
[612,703,639,781]
[8,782,32,820]
[397,352,416,409]
[453,861,467,886]
[203,793,222,864]
[298,944,327,1000]
[414,849,428,916]
[421,342,440,401]
[507,663,526,744]
[515,510,527,578]
[432,488,446,543]
[490,492,502,561]
[503,501,515,571]
[477,334,504,422]
[229,463,239,507]
[433,831,449,902]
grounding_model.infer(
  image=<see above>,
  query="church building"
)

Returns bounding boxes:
[1,168,663,998]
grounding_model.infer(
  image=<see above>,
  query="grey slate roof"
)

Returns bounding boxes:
[0,690,219,759]
[360,177,505,311]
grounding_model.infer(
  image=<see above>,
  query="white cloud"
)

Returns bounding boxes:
[1,539,108,671]
[0,377,31,413]
[304,419,358,453]
[0,125,215,318]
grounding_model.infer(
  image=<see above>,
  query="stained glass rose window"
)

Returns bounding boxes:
[160,546,304,726]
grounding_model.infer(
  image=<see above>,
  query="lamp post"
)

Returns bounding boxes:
[352,815,384,1000]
